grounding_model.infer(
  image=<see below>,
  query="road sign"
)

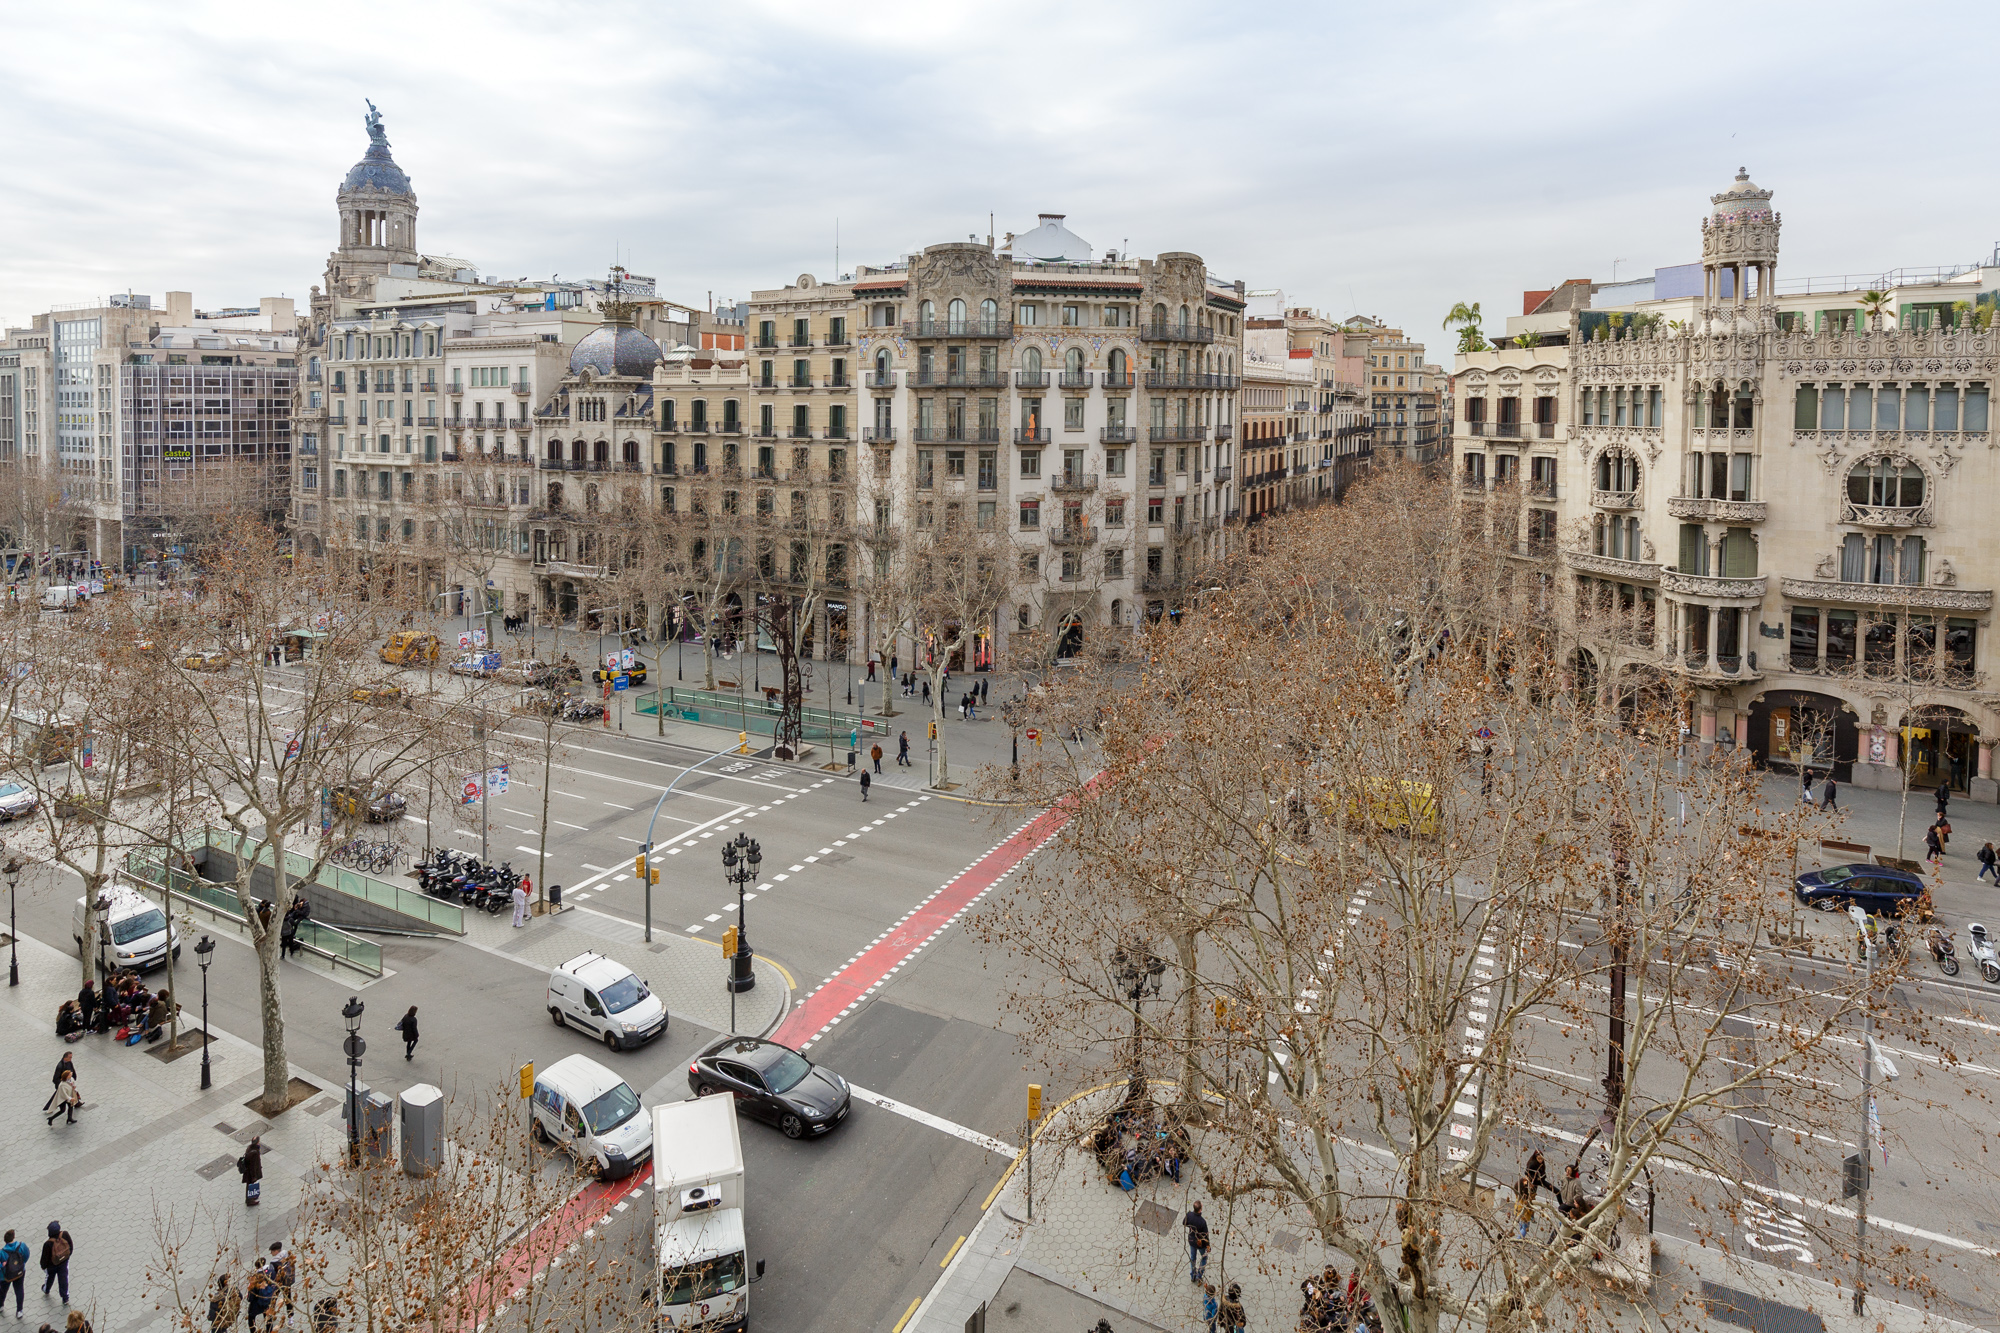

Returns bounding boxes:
[343,1033,366,1060]
[613,674,630,691]
[1025,728,1040,743]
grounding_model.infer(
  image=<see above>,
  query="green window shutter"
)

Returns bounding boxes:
[1794,386,1817,430]
[1678,524,1704,574]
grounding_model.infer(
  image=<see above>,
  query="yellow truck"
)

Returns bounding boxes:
[379,631,439,666]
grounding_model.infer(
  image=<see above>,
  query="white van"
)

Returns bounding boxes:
[530,1054,653,1179]
[73,886,179,972]
[40,585,83,612]
[547,951,668,1050]
[652,1095,761,1330]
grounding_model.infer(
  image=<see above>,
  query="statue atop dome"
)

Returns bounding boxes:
[364,99,388,149]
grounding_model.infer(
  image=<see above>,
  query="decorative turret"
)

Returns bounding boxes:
[1699,169,1781,325]
[335,100,419,269]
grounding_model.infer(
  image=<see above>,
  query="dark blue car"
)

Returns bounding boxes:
[1793,863,1933,920]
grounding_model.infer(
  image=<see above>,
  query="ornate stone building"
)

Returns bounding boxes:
[1454,170,2000,800]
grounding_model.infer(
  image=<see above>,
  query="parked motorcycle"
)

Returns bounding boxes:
[1928,925,1960,977]
[1967,922,2000,985]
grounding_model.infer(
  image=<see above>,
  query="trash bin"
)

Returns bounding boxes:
[400,1083,443,1177]
[548,883,563,909]
[363,1090,394,1161]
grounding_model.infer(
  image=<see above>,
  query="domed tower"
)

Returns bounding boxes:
[1700,168,1780,320]
[333,100,419,279]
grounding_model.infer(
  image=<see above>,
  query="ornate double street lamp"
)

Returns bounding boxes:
[720,832,761,995]
[342,995,366,1165]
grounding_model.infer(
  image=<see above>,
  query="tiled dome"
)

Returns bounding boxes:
[570,325,662,378]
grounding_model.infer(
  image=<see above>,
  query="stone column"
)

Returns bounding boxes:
[1974,740,1999,806]
[1699,706,1718,745]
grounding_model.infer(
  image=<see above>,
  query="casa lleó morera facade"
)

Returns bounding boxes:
[1455,169,2000,801]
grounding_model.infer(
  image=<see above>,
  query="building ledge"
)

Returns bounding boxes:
[1777,576,1992,612]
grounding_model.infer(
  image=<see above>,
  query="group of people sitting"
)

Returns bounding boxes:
[56,972,178,1045]
[1088,1098,1191,1193]
[1297,1265,1381,1332]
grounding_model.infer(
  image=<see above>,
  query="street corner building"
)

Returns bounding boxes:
[1453,168,2000,801]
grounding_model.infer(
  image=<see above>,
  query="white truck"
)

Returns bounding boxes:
[651,1096,762,1331]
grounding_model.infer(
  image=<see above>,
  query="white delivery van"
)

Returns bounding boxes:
[40,585,82,611]
[547,951,668,1050]
[652,1096,762,1331]
[74,886,179,972]
[529,1054,653,1180]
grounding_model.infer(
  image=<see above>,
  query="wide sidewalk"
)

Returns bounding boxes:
[906,1086,1984,1333]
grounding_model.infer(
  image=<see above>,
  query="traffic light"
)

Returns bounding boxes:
[518,1062,534,1099]
[635,853,648,879]
[723,924,739,958]
[928,721,938,739]
[1027,1083,1043,1120]
[738,731,750,754]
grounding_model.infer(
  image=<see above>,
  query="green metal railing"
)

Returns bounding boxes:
[125,851,384,976]
[635,684,881,745]
[203,829,464,933]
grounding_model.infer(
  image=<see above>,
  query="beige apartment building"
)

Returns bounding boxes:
[1243,295,1373,513]
[1354,317,1441,463]
[850,214,1244,663]
[1454,169,2000,800]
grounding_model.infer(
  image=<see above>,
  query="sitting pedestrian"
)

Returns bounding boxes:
[144,989,178,1044]
[63,1311,91,1333]
[310,1298,338,1333]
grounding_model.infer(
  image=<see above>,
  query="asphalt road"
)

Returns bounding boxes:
[7,719,1051,1332]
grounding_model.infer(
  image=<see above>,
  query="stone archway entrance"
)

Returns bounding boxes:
[1056,613,1084,660]
[1902,705,1978,794]
[1745,690,1858,783]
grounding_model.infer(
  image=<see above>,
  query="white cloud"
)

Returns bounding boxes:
[2,0,1994,340]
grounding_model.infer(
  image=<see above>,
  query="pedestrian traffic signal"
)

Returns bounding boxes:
[518,1062,534,1099]
[928,721,938,739]
[1027,1083,1042,1120]
[636,853,649,879]
[723,924,739,958]
[738,731,750,754]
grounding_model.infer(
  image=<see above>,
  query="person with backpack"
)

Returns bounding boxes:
[1217,1282,1246,1332]
[244,1265,276,1333]
[206,1274,242,1332]
[1,1231,30,1318]
[38,1224,70,1305]
[266,1243,295,1323]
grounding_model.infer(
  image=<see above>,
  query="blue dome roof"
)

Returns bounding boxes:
[343,141,412,195]
[570,326,662,378]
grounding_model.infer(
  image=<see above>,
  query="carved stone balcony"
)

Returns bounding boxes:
[1561,549,1660,582]
[1591,487,1640,511]
[1668,496,1767,523]
[1660,569,1767,601]
[1840,501,1932,529]
[1777,576,1992,613]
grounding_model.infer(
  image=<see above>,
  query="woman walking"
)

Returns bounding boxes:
[46,1073,80,1128]
[395,1006,419,1061]
[238,1136,264,1207]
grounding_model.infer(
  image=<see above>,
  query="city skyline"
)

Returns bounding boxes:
[4,0,1993,332]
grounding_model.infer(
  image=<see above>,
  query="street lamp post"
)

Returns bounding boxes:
[342,995,366,1165]
[195,935,215,1090]
[720,833,761,996]
[5,857,20,988]
[1110,941,1166,1099]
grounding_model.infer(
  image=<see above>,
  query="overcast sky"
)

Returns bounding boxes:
[3,0,1994,346]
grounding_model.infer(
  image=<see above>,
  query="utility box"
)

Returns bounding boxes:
[362,1090,395,1161]
[400,1083,444,1177]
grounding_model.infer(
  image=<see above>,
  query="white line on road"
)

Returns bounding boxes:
[554,821,589,831]
[603,801,634,810]
[516,846,540,855]
[847,1084,1017,1158]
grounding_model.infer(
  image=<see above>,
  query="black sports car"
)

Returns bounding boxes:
[687,1036,852,1139]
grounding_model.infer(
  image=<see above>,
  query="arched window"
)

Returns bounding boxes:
[546,438,563,461]
[1177,304,1190,330]
[1847,457,1925,509]
[547,482,564,508]
[1065,347,1084,377]
[1109,348,1128,379]
[623,439,639,465]
[1594,448,1639,494]
[1023,347,1042,376]
[585,484,599,513]
[569,439,585,462]
[1151,302,1168,327]
[1110,598,1123,626]
[918,299,935,326]
[948,298,966,330]
[875,348,890,378]
[593,439,609,464]
[981,298,999,323]
[1017,604,1031,629]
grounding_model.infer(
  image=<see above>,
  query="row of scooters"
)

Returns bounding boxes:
[414,849,524,914]
[1904,922,2000,983]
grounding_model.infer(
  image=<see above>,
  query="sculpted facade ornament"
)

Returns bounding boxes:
[1776,577,1993,612]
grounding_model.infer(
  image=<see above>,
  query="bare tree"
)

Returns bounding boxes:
[908,507,1011,787]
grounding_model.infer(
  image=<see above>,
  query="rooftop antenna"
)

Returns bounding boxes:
[835,218,840,276]
[1611,258,1627,283]
[988,212,994,250]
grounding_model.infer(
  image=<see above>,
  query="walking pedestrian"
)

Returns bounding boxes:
[1937,782,1952,816]
[2,1230,29,1320]
[870,743,882,774]
[46,1055,74,1105]
[1201,1282,1219,1333]
[1217,1282,1246,1332]
[1801,766,1814,805]
[238,1136,264,1207]
[980,676,988,704]
[73,984,96,1035]
[395,1005,419,1060]
[266,1243,295,1323]
[310,1298,337,1333]
[1513,1173,1536,1238]
[859,770,871,802]
[866,658,877,683]
[1937,814,1952,849]
[1183,1201,1210,1283]
[889,652,898,679]
[920,679,930,706]
[206,1275,241,1333]
[61,1312,89,1333]
[245,1265,275,1333]
[1926,823,1944,866]
[898,731,910,766]
[45,1073,79,1128]
[511,880,529,929]
[1820,775,1839,810]
[1979,842,1997,883]
[36,1225,69,1307]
